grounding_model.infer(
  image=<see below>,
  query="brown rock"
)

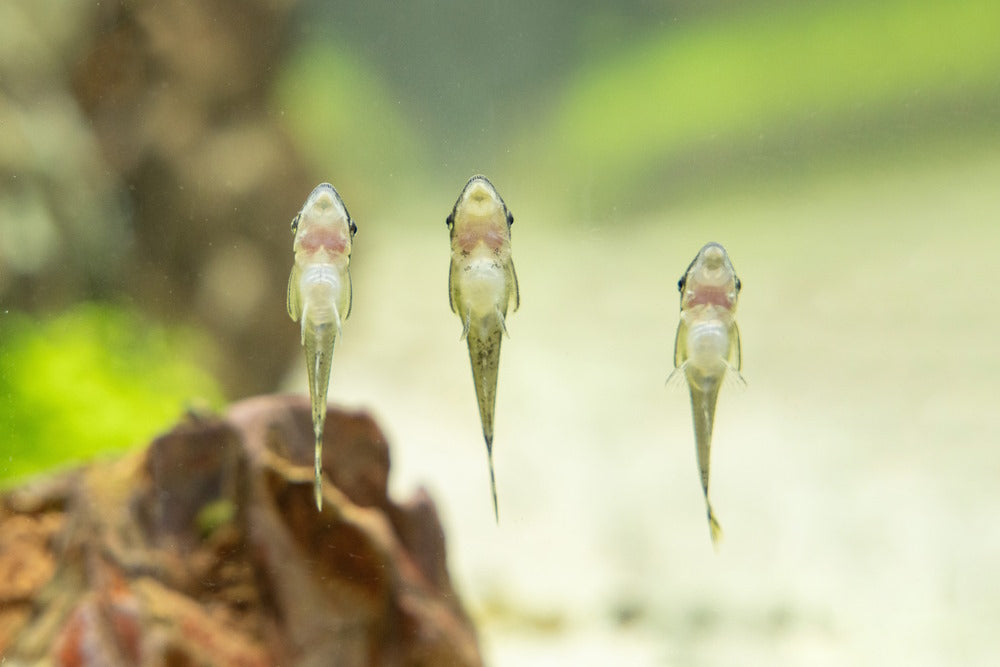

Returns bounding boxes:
[0,396,482,666]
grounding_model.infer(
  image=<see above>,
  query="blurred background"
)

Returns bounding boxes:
[2,0,999,664]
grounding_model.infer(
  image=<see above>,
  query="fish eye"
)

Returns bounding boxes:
[349,220,358,236]
[290,213,300,234]
[677,277,686,292]
[507,211,514,226]
[735,277,742,292]
[446,213,454,229]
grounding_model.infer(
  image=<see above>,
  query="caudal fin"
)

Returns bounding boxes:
[486,443,499,523]
[314,431,324,510]
[707,503,723,549]
[467,323,503,522]
[303,320,336,512]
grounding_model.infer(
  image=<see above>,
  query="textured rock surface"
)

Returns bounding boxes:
[0,396,482,666]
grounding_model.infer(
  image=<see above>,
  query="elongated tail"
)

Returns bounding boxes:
[313,427,324,510]
[689,372,723,548]
[707,506,723,547]
[485,437,499,523]
[304,320,337,510]
[467,318,503,522]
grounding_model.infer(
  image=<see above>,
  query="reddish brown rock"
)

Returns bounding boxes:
[0,396,482,666]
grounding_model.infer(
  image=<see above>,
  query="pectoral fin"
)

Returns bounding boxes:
[505,259,520,312]
[448,259,460,314]
[728,321,742,372]
[287,265,302,321]
[344,268,353,319]
[673,319,688,369]
[720,322,745,388]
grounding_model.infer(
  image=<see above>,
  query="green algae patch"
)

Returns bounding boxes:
[0,304,224,485]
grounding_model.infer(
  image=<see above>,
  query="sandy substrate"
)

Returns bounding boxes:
[286,150,1000,666]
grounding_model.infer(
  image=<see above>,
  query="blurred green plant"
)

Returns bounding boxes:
[0,304,223,485]
[519,0,1000,211]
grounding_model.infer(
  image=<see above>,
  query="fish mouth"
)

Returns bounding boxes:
[683,242,738,294]
[458,176,504,217]
[303,183,351,225]
[698,243,727,270]
[308,183,340,210]
[696,243,735,282]
[463,177,499,203]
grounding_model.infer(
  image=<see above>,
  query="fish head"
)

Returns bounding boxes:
[292,183,356,260]
[678,242,741,310]
[446,175,513,254]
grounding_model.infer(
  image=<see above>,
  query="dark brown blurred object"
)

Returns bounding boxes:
[1,0,314,396]
[0,395,482,667]
[73,0,311,396]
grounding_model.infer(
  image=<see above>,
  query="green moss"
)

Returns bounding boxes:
[0,304,223,485]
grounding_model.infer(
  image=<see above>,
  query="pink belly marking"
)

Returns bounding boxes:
[300,227,347,254]
[458,226,505,253]
[688,286,732,308]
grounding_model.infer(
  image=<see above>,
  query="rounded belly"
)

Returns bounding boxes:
[461,258,506,314]
[686,320,729,373]
[300,264,343,322]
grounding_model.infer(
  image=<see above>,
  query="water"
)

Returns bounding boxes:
[315,148,1000,666]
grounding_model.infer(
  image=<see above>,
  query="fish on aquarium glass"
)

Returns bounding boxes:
[670,242,743,548]
[446,175,520,522]
[286,182,357,511]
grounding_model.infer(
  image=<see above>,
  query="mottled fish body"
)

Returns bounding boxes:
[287,183,356,510]
[672,242,742,547]
[447,175,519,522]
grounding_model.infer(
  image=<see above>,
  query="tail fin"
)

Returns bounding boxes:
[467,322,502,523]
[707,503,723,550]
[303,320,336,512]
[314,429,323,510]
[486,440,499,523]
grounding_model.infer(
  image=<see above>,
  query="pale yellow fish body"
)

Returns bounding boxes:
[447,175,519,522]
[287,183,356,510]
[672,242,742,547]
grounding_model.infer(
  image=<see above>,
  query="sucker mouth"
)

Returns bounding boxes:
[305,183,348,218]
[310,190,337,211]
[309,182,336,197]
[464,180,497,203]
[459,187,504,221]
[450,175,507,225]
[700,245,726,269]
